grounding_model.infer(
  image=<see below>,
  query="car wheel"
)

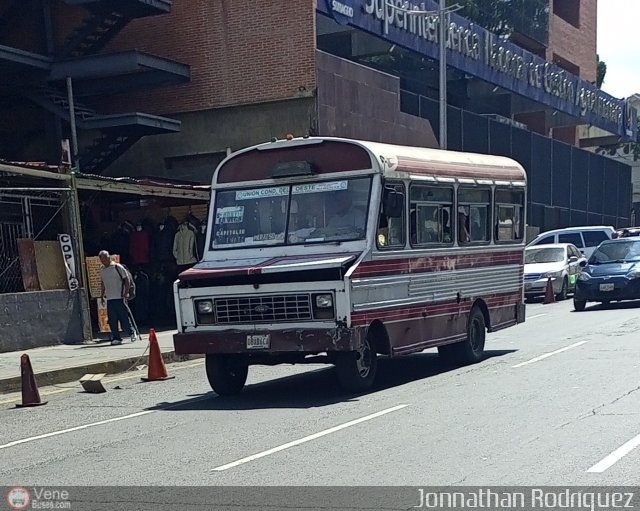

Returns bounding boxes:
[556,277,568,301]
[573,298,586,311]
[205,354,248,396]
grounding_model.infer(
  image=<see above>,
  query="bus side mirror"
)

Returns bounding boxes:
[383,191,403,218]
[579,260,587,268]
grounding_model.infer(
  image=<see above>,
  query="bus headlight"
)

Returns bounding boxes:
[197,300,214,314]
[195,300,215,325]
[312,293,334,320]
[315,294,333,308]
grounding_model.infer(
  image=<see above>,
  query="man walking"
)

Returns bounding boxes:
[99,250,136,345]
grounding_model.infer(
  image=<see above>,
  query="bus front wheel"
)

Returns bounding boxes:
[438,307,486,365]
[336,336,377,393]
[206,354,248,396]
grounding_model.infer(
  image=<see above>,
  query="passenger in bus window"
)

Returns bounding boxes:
[442,208,452,243]
[327,190,365,230]
[458,207,470,243]
[496,207,514,241]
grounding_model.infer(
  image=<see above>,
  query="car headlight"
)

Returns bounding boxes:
[626,270,640,279]
[315,294,333,308]
[197,300,214,314]
[578,272,591,281]
[543,271,562,278]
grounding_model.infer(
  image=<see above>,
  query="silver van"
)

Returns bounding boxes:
[527,226,614,258]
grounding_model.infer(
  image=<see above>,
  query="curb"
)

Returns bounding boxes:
[0,350,204,394]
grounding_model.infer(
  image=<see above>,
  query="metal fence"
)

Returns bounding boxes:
[401,91,633,231]
[0,191,67,294]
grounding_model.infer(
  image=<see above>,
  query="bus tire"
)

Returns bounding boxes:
[336,335,377,393]
[206,354,248,396]
[438,307,486,365]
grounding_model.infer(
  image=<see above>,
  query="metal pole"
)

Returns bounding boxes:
[66,77,80,170]
[439,0,447,150]
[65,76,93,341]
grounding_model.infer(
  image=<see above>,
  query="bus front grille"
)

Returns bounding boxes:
[214,294,312,324]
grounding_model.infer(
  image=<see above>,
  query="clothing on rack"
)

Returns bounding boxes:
[173,223,197,265]
[153,217,178,263]
[129,227,151,265]
[195,224,207,260]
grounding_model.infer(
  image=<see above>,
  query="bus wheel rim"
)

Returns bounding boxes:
[356,341,372,378]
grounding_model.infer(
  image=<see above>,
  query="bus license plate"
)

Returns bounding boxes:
[599,283,615,292]
[247,334,270,349]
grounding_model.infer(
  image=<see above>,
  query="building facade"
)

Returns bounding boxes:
[0,0,635,231]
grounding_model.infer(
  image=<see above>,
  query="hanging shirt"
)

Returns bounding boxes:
[173,224,197,265]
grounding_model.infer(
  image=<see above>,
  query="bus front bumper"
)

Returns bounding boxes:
[174,327,362,355]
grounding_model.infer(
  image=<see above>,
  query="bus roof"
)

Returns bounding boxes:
[214,136,527,186]
[355,138,527,184]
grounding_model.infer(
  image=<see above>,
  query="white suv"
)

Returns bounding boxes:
[527,226,614,258]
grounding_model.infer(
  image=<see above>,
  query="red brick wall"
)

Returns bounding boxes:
[95,0,318,114]
[549,0,597,83]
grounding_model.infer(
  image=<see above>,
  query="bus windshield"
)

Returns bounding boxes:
[211,177,372,249]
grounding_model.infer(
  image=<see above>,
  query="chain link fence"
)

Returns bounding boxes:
[0,191,69,294]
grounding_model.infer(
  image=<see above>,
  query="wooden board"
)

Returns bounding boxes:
[34,241,68,290]
[17,239,41,291]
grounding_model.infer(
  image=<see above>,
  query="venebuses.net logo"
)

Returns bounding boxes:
[6,487,30,510]
[6,487,71,509]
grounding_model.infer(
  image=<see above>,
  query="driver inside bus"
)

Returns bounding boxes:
[326,190,365,231]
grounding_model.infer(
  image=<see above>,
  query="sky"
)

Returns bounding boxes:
[597,0,640,99]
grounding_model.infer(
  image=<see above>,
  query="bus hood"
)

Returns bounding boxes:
[179,253,360,281]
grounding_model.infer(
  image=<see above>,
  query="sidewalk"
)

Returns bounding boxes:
[0,329,201,394]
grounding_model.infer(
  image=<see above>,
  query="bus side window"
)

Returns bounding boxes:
[377,183,405,248]
[409,185,453,247]
[458,188,491,244]
[495,188,525,242]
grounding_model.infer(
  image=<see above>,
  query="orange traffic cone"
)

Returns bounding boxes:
[141,329,174,382]
[16,354,47,408]
[543,277,555,304]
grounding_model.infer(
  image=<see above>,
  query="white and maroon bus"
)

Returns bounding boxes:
[173,136,527,394]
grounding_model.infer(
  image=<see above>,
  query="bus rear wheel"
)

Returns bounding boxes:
[206,354,248,396]
[336,335,377,393]
[438,307,486,365]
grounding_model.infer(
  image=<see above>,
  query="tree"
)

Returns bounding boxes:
[597,55,607,89]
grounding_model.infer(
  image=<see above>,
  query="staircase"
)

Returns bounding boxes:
[23,86,97,123]
[60,11,128,58]
[80,133,139,174]
[59,0,172,58]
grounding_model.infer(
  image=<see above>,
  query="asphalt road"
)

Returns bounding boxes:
[1,298,640,489]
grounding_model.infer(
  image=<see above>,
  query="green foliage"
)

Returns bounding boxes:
[597,55,607,89]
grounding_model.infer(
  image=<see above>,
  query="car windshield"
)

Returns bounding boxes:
[589,240,640,264]
[525,247,565,264]
[211,177,371,249]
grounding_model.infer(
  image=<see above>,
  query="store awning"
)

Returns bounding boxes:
[0,162,210,201]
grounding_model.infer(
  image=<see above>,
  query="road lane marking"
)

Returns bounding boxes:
[0,360,205,405]
[528,313,547,319]
[512,341,588,368]
[587,433,640,473]
[211,404,409,472]
[0,396,208,450]
[0,411,153,449]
